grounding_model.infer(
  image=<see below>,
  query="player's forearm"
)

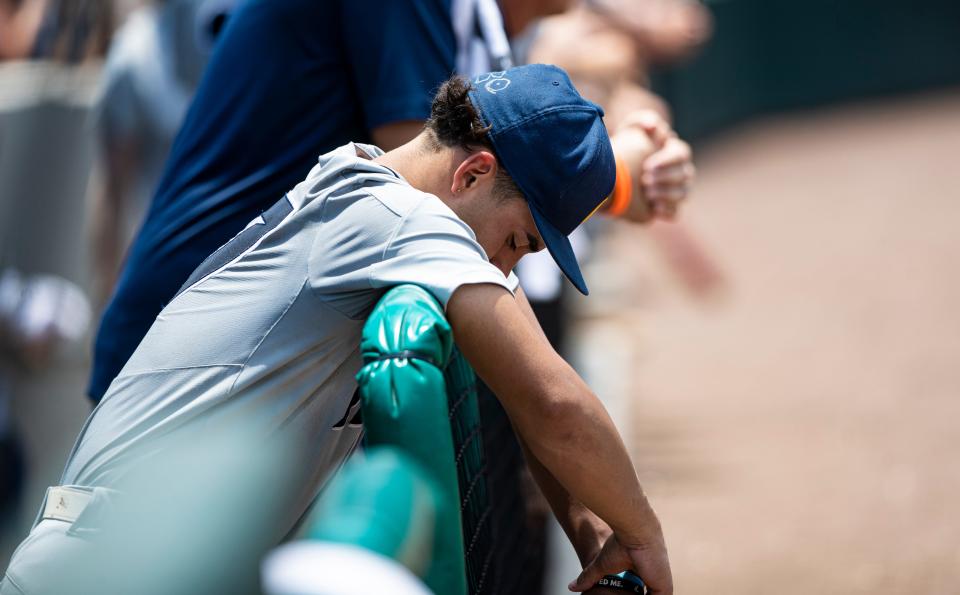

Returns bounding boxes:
[512,370,662,546]
[516,431,611,566]
[450,285,663,546]
[514,290,656,545]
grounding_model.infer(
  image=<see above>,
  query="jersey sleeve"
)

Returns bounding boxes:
[339,0,456,131]
[370,201,515,309]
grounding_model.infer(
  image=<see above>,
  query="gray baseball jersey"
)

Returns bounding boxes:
[60,143,518,532]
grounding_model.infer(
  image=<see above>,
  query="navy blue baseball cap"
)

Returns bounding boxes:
[468,64,615,295]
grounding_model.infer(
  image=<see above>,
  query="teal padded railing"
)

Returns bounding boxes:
[346,284,494,595]
[308,447,442,585]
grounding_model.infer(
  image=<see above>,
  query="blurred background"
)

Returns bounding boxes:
[1,0,959,593]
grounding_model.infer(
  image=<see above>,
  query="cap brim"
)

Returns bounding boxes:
[529,203,589,295]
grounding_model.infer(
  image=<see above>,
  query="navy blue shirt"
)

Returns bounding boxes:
[90,0,456,401]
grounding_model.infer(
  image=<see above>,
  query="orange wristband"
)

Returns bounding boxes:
[606,154,633,217]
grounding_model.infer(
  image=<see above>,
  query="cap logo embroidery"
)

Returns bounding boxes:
[475,71,511,94]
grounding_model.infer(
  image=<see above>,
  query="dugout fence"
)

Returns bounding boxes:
[309,284,503,594]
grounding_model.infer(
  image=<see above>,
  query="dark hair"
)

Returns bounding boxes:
[426,77,522,202]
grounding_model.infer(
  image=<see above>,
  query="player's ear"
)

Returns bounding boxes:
[452,151,497,194]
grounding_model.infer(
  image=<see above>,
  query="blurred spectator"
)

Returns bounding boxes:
[590,0,712,64]
[1,0,117,63]
[528,3,668,123]
[0,267,91,519]
[30,0,113,63]
[0,0,109,534]
[0,268,91,369]
[0,268,90,527]
[91,0,234,302]
[528,0,723,300]
[0,0,46,60]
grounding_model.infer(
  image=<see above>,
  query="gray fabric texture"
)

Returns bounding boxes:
[59,143,517,533]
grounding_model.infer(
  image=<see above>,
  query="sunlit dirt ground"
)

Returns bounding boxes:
[571,88,960,594]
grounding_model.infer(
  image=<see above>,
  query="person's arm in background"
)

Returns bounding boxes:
[89,55,148,307]
[589,10,723,296]
[90,133,138,307]
[608,108,725,296]
[349,62,430,153]
[371,120,426,151]
[606,109,693,223]
[528,18,695,224]
[447,283,673,594]
[588,0,713,65]
[529,9,722,296]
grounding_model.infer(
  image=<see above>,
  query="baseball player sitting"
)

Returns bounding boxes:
[2,65,672,595]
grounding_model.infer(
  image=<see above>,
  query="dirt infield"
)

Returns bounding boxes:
[572,88,960,594]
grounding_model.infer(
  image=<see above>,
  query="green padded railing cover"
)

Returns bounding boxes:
[308,447,441,581]
[354,284,472,595]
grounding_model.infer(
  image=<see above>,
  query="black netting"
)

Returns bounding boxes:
[445,347,547,595]
[444,348,496,594]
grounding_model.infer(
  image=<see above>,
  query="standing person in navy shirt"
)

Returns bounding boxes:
[90,0,464,401]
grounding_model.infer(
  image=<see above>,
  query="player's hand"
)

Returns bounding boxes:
[610,111,694,224]
[569,532,673,595]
